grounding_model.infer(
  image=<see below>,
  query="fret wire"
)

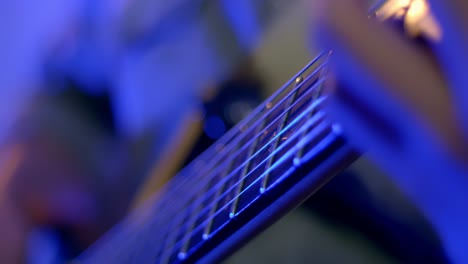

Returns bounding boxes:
[196,101,326,240]
[142,54,328,217]
[157,4,394,255]
[178,205,203,259]
[138,180,201,244]
[83,1,400,259]
[86,57,329,263]
[140,151,234,236]
[176,52,326,176]
[185,78,327,227]
[169,197,205,261]
[158,211,188,264]
[169,117,323,257]
[133,177,203,260]
[186,96,327,239]
[160,199,200,264]
[196,60,326,185]
[145,77,328,252]
[163,105,330,256]
[96,71,328,264]
[208,51,327,148]
[262,121,335,192]
[202,178,225,239]
[251,116,332,194]
[140,58,329,231]
[179,157,236,258]
[89,92,327,263]
[187,60,326,191]
[134,169,208,233]
[201,154,239,239]
[260,78,302,192]
[229,119,265,218]
[128,200,194,262]
[295,53,331,162]
[80,54,333,264]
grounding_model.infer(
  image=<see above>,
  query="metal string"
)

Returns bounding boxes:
[137,70,328,247]
[137,55,329,226]
[81,53,329,262]
[151,83,330,260]
[164,105,333,259]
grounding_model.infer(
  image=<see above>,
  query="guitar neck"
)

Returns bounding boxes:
[79,50,357,263]
[78,1,410,263]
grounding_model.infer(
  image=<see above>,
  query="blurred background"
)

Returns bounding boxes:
[0,0,448,263]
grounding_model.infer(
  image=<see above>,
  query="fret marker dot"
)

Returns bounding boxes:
[293,158,302,166]
[259,187,266,194]
[229,212,236,219]
[332,124,343,134]
[202,234,210,240]
[178,252,187,260]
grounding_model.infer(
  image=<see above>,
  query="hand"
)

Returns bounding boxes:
[311,0,468,262]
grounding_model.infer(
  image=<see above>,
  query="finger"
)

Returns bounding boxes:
[426,0,468,134]
[311,0,467,158]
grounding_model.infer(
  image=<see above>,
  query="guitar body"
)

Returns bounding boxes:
[78,1,433,263]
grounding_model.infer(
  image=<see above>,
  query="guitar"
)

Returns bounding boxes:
[78,1,435,263]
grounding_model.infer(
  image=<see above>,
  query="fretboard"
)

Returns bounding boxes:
[77,1,419,263]
[79,49,355,263]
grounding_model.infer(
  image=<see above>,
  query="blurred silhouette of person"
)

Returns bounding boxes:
[0,1,192,262]
[0,1,262,262]
[0,88,146,263]
[311,0,468,262]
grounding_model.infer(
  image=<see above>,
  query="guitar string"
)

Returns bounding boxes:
[84,2,391,260]
[163,52,326,183]
[143,60,326,226]
[134,53,328,214]
[163,106,333,258]
[163,4,393,255]
[153,0,389,212]
[149,104,328,261]
[136,57,329,225]
[163,2,392,253]
[165,0,385,199]
[134,69,328,243]
[189,0,388,181]
[102,77,328,261]
[152,81,329,258]
[82,55,328,261]
[92,72,329,263]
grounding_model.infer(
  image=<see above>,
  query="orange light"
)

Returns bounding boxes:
[406,0,428,22]
[405,0,442,41]
[376,0,411,21]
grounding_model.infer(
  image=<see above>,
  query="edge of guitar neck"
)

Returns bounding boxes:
[196,141,359,264]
